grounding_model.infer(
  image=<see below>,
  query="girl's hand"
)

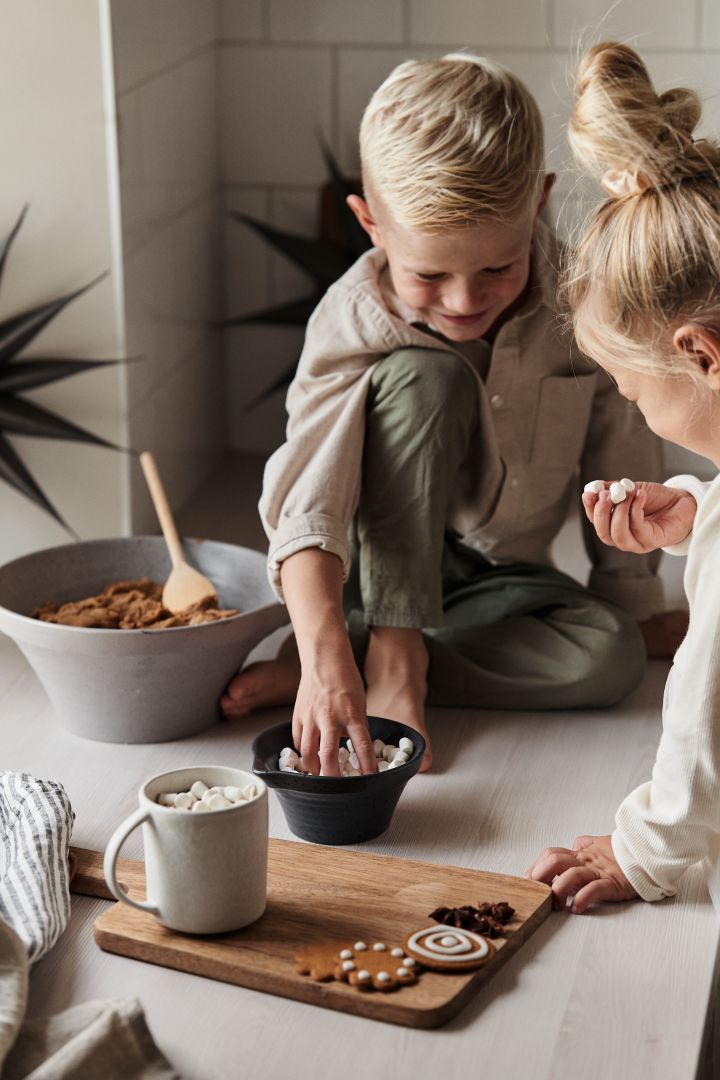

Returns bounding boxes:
[526,834,639,913]
[292,652,376,778]
[582,481,696,553]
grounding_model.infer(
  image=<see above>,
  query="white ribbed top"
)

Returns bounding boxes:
[612,472,720,902]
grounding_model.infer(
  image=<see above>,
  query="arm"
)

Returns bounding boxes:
[281,548,376,777]
[260,284,405,601]
[528,488,720,909]
[579,368,665,620]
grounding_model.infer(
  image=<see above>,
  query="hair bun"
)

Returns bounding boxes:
[570,41,712,187]
[657,87,701,139]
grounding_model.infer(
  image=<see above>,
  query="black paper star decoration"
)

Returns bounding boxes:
[0,206,125,535]
[222,140,371,409]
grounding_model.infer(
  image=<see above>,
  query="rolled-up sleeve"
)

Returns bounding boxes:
[258,283,406,600]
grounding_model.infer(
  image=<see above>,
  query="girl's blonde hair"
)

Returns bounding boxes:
[360,53,545,231]
[564,42,720,381]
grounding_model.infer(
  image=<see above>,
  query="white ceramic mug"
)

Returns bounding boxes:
[104,766,268,934]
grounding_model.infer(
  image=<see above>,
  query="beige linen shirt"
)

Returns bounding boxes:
[260,220,664,620]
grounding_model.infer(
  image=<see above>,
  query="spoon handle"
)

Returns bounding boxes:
[139,451,184,567]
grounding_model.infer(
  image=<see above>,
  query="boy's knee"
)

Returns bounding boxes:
[371,348,477,419]
[574,607,646,707]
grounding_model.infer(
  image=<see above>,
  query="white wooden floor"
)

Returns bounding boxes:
[2,453,716,1080]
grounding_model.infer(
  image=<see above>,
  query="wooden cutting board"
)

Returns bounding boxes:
[85,840,550,1029]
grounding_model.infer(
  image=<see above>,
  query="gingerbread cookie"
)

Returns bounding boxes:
[294,942,345,982]
[403,926,494,972]
[333,941,419,992]
[294,940,420,992]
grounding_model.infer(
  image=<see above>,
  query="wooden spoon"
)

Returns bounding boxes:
[139,451,217,614]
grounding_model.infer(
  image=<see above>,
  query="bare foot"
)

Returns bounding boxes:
[364,626,432,772]
[220,636,300,719]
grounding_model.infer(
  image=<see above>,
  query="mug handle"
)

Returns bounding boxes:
[103,807,160,917]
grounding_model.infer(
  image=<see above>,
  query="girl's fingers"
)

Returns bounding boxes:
[526,848,579,882]
[581,491,599,523]
[592,491,614,545]
[570,877,623,914]
[550,865,598,907]
[572,835,597,852]
[317,731,343,777]
[608,492,646,552]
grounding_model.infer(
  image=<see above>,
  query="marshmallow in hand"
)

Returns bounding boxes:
[584,478,635,503]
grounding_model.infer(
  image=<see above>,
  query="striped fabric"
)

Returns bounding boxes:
[0,773,74,963]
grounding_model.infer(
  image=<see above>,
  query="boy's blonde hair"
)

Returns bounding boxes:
[563,42,720,383]
[360,53,545,231]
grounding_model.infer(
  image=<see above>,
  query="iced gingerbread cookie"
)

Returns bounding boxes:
[402,926,494,972]
[334,941,419,992]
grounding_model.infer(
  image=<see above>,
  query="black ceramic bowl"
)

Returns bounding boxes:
[252,716,425,845]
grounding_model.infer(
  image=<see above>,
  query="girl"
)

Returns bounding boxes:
[528,41,720,912]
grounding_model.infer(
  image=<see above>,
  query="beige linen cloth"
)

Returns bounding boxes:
[0,772,180,1079]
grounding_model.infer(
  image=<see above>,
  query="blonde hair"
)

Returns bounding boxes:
[359,53,545,231]
[564,42,720,382]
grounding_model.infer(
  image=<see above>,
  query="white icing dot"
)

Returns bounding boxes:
[339,949,352,960]
[397,967,409,977]
[373,942,386,952]
[354,941,367,951]
[377,972,390,982]
[342,960,355,972]
[403,957,416,967]
[391,947,404,957]
[357,970,371,981]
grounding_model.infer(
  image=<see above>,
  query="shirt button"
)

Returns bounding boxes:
[509,476,519,489]
[490,393,503,408]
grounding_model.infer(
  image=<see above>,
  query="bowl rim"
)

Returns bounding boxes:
[0,535,280,635]
[251,716,426,788]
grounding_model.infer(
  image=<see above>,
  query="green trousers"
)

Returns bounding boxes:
[346,347,646,710]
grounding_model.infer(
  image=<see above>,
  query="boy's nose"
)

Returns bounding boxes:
[445,282,486,314]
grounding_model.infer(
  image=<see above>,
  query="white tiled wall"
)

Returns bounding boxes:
[220,0,720,479]
[0,0,126,564]
[111,0,226,531]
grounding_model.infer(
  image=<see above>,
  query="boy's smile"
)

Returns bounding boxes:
[347,186,552,343]
[386,218,536,342]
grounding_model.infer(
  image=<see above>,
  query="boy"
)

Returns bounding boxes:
[222,53,676,775]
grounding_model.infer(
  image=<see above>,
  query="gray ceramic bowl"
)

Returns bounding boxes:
[252,716,425,845]
[0,537,288,743]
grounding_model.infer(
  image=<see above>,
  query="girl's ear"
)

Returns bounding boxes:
[346,195,383,247]
[673,324,720,388]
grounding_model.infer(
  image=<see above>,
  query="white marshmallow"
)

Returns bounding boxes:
[398,737,414,755]
[280,764,296,773]
[223,786,245,803]
[190,780,208,800]
[373,739,385,756]
[348,752,359,770]
[383,745,398,762]
[377,761,390,772]
[207,793,232,810]
[192,800,211,812]
[338,747,350,764]
[583,479,605,494]
[345,739,354,754]
[388,759,404,769]
[620,477,635,492]
[157,792,178,806]
[173,792,194,810]
[609,481,627,504]
[392,751,409,766]
[347,769,361,777]
[242,784,257,800]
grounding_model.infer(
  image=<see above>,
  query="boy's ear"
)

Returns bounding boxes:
[535,173,556,219]
[673,324,720,388]
[347,194,383,247]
